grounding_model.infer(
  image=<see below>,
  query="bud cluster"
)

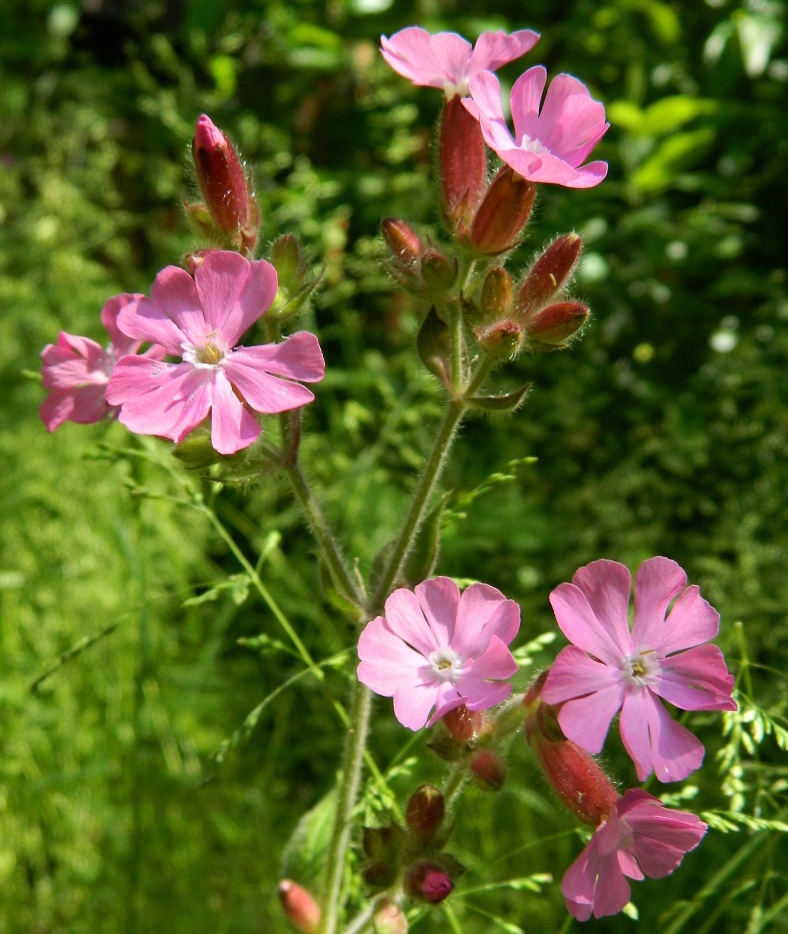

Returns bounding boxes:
[465,234,588,358]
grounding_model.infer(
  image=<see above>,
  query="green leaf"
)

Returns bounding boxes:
[281,790,337,885]
[631,128,716,192]
[402,492,450,587]
[468,383,531,413]
[319,561,363,621]
[609,97,718,138]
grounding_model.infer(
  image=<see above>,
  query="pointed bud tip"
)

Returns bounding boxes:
[528,302,589,345]
[381,218,424,264]
[470,749,506,791]
[278,880,321,933]
[194,114,226,151]
[406,785,445,842]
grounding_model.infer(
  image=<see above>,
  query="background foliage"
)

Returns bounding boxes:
[1,0,787,931]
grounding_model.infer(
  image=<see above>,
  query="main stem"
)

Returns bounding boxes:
[321,677,372,934]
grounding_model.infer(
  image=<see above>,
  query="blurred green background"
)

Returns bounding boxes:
[1,0,787,931]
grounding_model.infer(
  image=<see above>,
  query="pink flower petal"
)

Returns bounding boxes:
[393,681,441,731]
[101,294,146,356]
[40,339,108,391]
[621,790,707,877]
[452,582,520,657]
[222,258,278,346]
[561,839,596,920]
[510,65,548,142]
[620,689,704,782]
[461,635,518,681]
[149,265,207,346]
[118,295,187,355]
[630,556,688,647]
[549,582,626,665]
[427,691,468,727]
[456,677,511,711]
[40,386,108,431]
[555,681,627,754]
[210,369,261,454]
[227,333,325,382]
[430,31,473,87]
[357,616,427,696]
[616,849,644,881]
[195,250,249,336]
[542,645,624,704]
[380,28,446,87]
[414,576,460,646]
[542,93,609,168]
[657,585,721,656]
[654,644,736,710]
[383,588,438,657]
[562,843,631,920]
[572,560,633,656]
[468,29,540,78]
[221,359,315,415]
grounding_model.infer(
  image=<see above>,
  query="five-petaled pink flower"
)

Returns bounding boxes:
[462,67,609,188]
[380,27,540,99]
[40,295,164,433]
[542,557,737,783]
[562,789,707,920]
[106,250,325,455]
[357,577,520,730]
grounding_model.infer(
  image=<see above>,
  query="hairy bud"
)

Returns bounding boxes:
[374,900,409,934]
[469,167,535,255]
[443,705,483,743]
[480,267,514,321]
[440,96,486,233]
[406,785,445,843]
[470,749,506,791]
[518,233,582,316]
[191,114,258,251]
[278,880,321,933]
[382,218,424,265]
[527,301,589,346]
[532,733,618,826]
[421,250,458,293]
[406,861,454,904]
[475,320,526,358]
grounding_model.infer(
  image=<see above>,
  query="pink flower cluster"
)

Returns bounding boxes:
[40,251,325,454]
[380,26,608,188]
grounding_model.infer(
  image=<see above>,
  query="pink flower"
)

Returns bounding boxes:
[462,67,609,188]
[562,789,707,920]
[380,27,539,99]
[106,251,325,456]
[40,295,164,432]
[357,577,519,731]
[542,558,737,783]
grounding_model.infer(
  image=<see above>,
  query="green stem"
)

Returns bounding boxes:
[321,679,373,934]
[285,461,364,607]
[443,764,467,812]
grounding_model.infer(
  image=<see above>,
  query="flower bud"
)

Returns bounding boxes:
[532,735,618,827]
[469,750,506,791]
[382,218,424,265]
[518,233,582,316]
[374,900,409,934]
[363,860,399,889]
[523,670,550,710]
[527,302,589,346]
[421,250,457,293]
[192,114,258,251]
[172,430,222,469]
[363,825,403,864]
[480,268,514,321]
[443,705,483,744]
[406,861,454,904]
[184,248,219,274]
[406,785,445,843]
[271,234,305,292]
[278,880,321,933]
[475,320,525,358]
[469,168,535,255]
[439,96,486,233]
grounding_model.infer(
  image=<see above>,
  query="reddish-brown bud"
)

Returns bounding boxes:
[443,705,483,743]
[406,861,454,904]
[469,167,535,255]
[406,785,445,843]
[192,114,258,250]
[469,749,506,791]
[382,218,424,265]
[518,234,583,315]
[527,301,589,346]
[374,900,409,934]
[480,267,514,321]
[440,96,487,233]
[532,735,618,827]
[475,320,526,358]
[184,248,218,274]
[278,880,321,933]
[523,670,550,710]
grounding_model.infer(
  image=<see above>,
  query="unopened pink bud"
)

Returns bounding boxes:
[469,167,535,255]
[192,114,258,249]
[518,234,582,315]
[406,861,454,904]
[443,704,483,743]
[406,785,445,843]
[532,734,618,827]
[527,301,589,345]
[374,900,409,934]
[470,749,506,791]
[440,96,486,232]
[382,218,424,265]
[278,880,321,933]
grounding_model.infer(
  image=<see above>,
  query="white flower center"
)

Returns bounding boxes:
[621,647,660,688]
[182,335,228,370]
[428,647,462,683]
[518,133,550,156]
[444,79,468,99]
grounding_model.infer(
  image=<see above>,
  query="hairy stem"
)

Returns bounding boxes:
[321,678,373,934]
